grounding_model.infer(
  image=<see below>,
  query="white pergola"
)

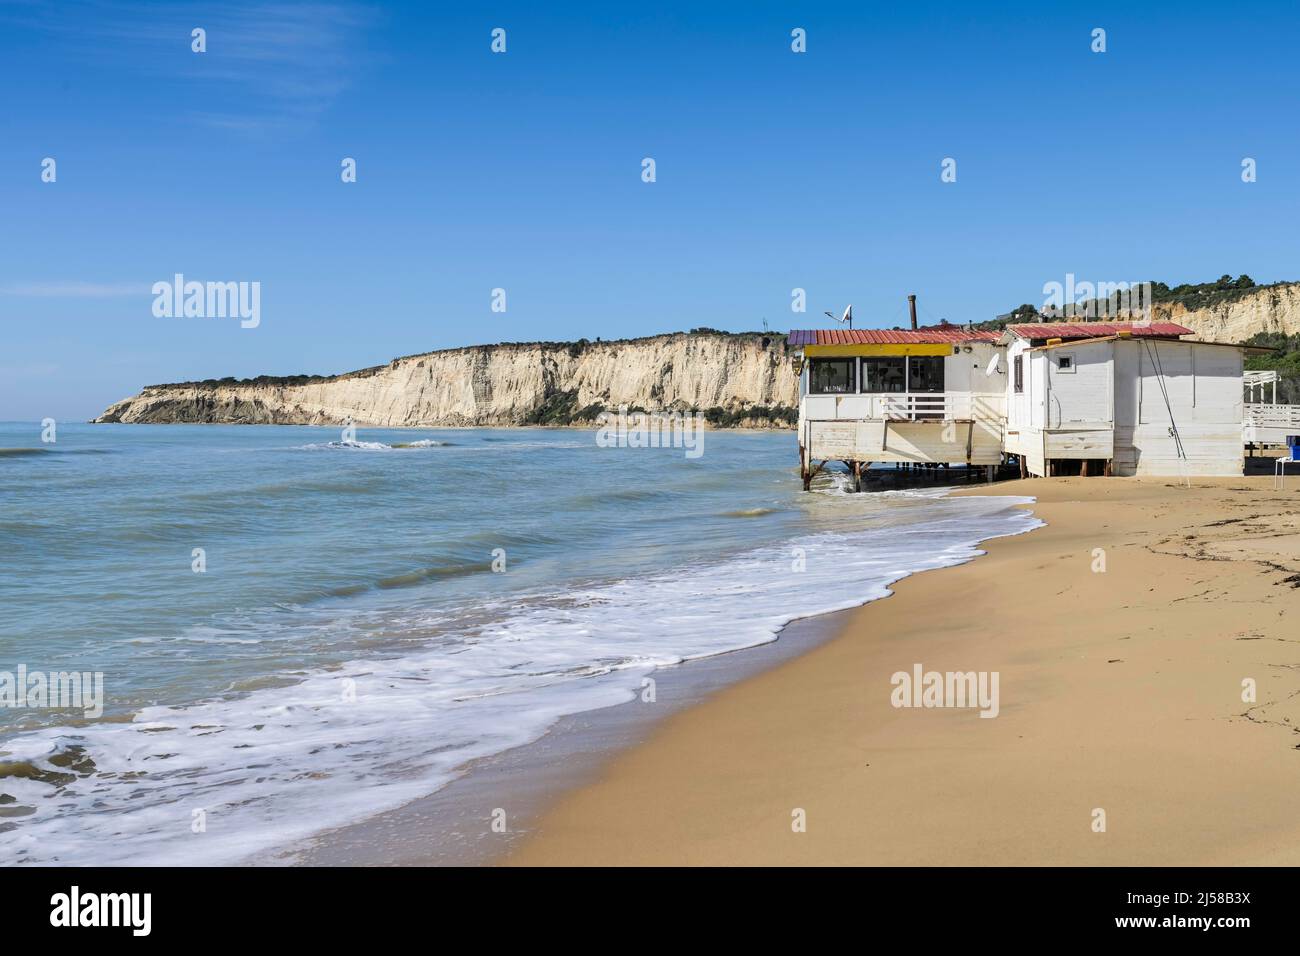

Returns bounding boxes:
[1244,369,1280,404]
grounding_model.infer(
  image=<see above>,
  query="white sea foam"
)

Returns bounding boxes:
[0,492,1039,866]
[298,439,394,450]
[292,437,589,453]
[295,439,453,451]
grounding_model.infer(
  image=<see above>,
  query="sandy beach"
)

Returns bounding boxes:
[505,476,1300,866]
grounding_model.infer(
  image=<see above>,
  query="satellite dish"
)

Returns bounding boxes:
[985,353,1003,376]
[823,305,854,329]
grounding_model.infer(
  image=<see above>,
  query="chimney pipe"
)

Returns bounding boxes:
[907,294,918,331]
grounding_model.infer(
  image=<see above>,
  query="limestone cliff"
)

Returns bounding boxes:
[1152,282,1300,342]
[94,332,798,427]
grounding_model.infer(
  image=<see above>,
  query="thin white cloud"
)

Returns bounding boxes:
[2,1,375,130]
[0,281,150,298]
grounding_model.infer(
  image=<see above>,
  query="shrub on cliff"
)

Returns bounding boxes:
[701,405,797,427]
[524,389,580,425]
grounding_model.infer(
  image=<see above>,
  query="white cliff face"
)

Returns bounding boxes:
[1153,283,1300,342]
[94,332,798,427]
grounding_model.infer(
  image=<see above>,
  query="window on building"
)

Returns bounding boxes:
[907,356,945,393]
[1057,354,1074,372]
[860,357,906,393]
[808,358,856,394]
[1013,354,1024,393]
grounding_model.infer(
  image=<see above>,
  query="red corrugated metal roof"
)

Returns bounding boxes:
[1005,322,1190,340]
[1031,335,1270,353]
[787,327,1001,346]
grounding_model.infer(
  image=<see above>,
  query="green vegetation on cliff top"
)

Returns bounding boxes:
[981,275,1291,332]
[149,330,785,389]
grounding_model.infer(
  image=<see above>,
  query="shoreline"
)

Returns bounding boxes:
[267,610,848,865]
[4,425,1034,866]
[79,420,797,432]
[268,487,1038,866]
[504,476,1300,866]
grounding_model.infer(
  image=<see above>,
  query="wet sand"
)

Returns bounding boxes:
[506,476,1300,865]
[263,611,848,865]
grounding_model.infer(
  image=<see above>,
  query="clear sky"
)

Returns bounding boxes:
[3,0,1298,420]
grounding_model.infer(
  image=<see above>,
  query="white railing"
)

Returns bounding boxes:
[872,392,1004,421]
[1245,403,1300,428]
[802,392,1004,422]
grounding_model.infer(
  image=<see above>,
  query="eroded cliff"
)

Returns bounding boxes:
[94,332,798,427]
[1152,282,1300,342]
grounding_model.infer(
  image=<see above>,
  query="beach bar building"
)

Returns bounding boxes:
[788,327,1007,490]
[1000,321,1259,477]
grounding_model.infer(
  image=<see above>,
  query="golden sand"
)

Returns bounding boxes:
[507,477,1300,866]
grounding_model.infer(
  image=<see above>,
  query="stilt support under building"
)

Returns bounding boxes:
[801,459,827,492]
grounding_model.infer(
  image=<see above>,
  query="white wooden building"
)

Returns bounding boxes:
[791,320,1274,489]
[789,327,1007,490]
[1000,321,1258,477]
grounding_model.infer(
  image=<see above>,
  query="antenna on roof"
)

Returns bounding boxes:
[824,305,853,329]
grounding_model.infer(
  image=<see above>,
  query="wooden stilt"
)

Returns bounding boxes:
[1081,459,1090,477]
[1019,456,1027,479]
[802,460,826,491]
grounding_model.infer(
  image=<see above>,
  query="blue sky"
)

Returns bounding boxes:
[3,0,1298,420]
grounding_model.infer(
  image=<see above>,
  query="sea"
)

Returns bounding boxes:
[0,422,1038,865]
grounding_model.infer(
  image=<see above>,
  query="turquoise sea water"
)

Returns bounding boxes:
[0,422,1036,864]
